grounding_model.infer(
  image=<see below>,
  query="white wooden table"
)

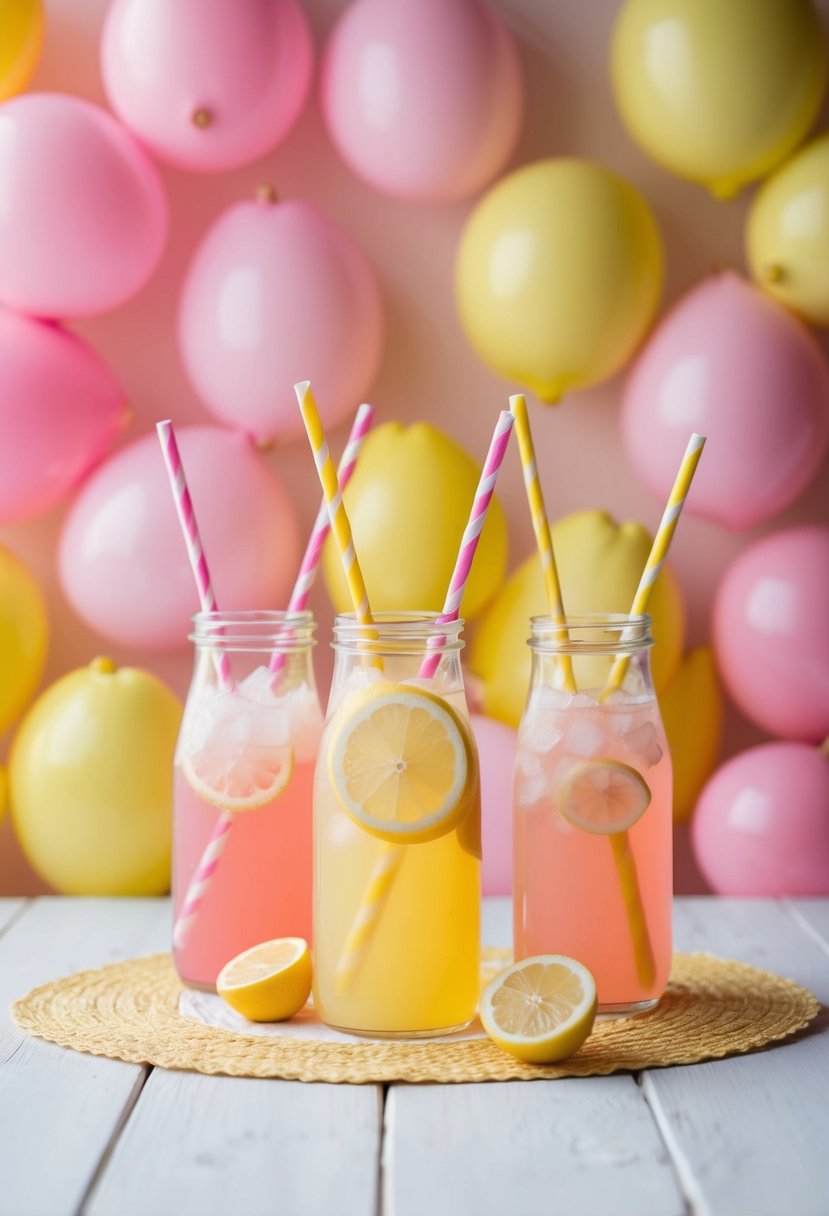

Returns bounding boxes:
[1,897,827,1216]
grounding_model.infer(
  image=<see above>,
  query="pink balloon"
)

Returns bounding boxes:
[179,194,384,444]
[101,0,314,173]
[620,272,829,531]
[471,712,517,896]
[0,310,128,523]
[0,93,167,318]
[692,742,829,896]
[322,0,524,202]
[714,524,829,742]
[59,426,301,651]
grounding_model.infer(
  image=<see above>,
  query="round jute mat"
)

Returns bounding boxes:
[11,952,818,1084]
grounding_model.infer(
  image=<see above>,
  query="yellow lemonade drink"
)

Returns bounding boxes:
[313,614,481,1037]
[172,611,322,990]
[513,615,673,1015]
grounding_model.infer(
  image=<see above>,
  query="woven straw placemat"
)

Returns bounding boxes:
[11,951,818,1084]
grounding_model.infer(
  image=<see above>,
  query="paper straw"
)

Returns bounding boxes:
[156,420,232,690]
[269,402,375,680]
[294,382,374,630]
[509,394,575,692]
[419,410,515,680]
[335,410,515,993]
[603,432,707,696]
[156,420,235,952]
[601,431,706,988]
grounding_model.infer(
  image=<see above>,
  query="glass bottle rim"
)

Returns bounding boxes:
[529,612,653,655]
[189,609,316,651]
[332,610,464,654]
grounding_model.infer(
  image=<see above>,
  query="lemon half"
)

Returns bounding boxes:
[481,955,598,1064]
[217,937,312,1022]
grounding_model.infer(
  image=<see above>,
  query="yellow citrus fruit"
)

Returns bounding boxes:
[471,509,685,728]
[322,422,507,621]
[329,682,472,845]
[660,647,723,823]
[0,544,48,735]
[559,759,652,835]
[481,955,598,1064]
[0,0,44,101]
[9,657,181,895]
[183,742,294,813]
[217,937,312,1022]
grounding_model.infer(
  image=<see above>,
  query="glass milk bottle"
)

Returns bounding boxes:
[513,614,672,1015]
[313,613,481,1037]
[172,611,323,989]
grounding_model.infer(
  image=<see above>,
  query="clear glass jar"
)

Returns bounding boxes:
[513,614,672,1015]
[172,610,323,990]
[313,612,481,1037]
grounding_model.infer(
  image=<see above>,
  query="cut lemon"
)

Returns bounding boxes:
[559,758,651,835]
[217,937,312,1022]
[328,681,471,844]
[183,741,294,813]
[480,955,598,1064]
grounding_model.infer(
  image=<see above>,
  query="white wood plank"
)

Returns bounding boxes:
[481,895,511,950]
[642,898,829,1216]
[0,898,171,1216]
[87,1071,382,1216]
[0,898,25,936]
[384,1079,686,1216]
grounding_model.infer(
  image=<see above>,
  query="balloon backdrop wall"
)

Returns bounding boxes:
[0,0,828,899]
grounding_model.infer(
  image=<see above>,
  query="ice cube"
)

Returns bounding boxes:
[518,710,564,755]
[527,685,574,713]
[515,753,549,808]
[237,665,279,704]
[552,753,585,788]
[561,715,605,757]
[623,720,664,767]
[569,692,599,709]
[328,812,362,852]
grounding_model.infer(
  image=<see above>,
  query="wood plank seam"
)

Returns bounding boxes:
[782,901,829,961]
[638,1073,696,1216]
[77,1066,154,1216]
[0,898,30,942]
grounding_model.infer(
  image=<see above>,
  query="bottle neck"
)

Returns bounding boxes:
[190,610,317,654]
[528,613,655,699]
[330,612,466,694]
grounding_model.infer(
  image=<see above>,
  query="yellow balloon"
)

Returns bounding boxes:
[9,657,181,894]
[660,648,723,824]
[747,133,829,326]
[322,421,508,620]
[0,545,48,735]
[0,0,44,100]
[612,0,827,200]
[455,159,663,402]
[470,510,685,728]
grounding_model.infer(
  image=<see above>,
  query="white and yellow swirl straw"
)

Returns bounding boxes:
[294,381,401,993]
[509,394,575,692]
[602,431,706,987]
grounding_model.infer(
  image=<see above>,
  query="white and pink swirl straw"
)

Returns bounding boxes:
[419,409,515,679]
[269,402,375,680]
[157,420,239,950]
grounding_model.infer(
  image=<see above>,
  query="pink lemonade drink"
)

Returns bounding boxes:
[172,611,323,990]
[513,615,673,1014]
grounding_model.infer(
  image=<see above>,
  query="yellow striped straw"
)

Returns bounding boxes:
[601,431,706,988]
[509,394,575,692]
[295,380,400,991]
[295,380,374,630]
[603,432,707,696]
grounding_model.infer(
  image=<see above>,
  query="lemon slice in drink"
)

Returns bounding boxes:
[480,955,597,1064]
[217,937,312,1022]
[328,681,471,844]
[559,758,651,835]
[183,741,294,813]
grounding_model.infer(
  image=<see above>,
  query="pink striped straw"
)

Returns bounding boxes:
[157,419,237,951]
[156,420,233,690]
[269,402,375,680]
[419,410,515,679]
